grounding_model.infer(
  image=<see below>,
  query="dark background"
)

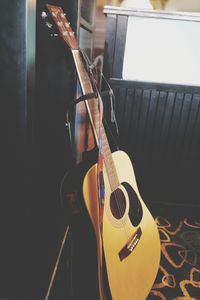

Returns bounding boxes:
[1,1,200,299]
[0,0,78,298]
[103,8,200,217]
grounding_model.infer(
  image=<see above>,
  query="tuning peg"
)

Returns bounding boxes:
[41,11,53,29]
[45,21,53,29]
[41,11,48,19]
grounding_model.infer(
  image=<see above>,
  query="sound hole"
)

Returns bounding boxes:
[110,188,126,219]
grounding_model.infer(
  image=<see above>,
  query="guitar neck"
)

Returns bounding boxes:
[72,50,119,191]
[44,5,119,191]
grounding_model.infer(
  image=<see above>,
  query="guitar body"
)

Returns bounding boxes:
[83,150,160,300]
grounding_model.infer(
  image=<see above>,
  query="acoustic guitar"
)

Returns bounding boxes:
[46,4,160,300]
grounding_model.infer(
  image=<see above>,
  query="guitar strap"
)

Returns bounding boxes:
[79,50,117,230]
[81,53,107,229]
[96,89,105,228]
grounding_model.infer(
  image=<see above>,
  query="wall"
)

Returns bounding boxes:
[103,7,200,216]
[0,0,77,298]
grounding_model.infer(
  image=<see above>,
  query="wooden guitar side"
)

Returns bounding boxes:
[83,150,160,300]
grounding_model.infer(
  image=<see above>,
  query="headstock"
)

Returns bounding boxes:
[45,4,78,50]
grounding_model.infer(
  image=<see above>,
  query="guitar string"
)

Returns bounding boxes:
[88,53,133,237]
[79,50,127,232]
[80,51,133,235]
[99,100,130,234]
[84,55,132,237]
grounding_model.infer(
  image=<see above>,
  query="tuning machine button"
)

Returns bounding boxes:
[45,21,53,29]
[50,33,59,37]
[41,11,48,19]
[41,11,53,28]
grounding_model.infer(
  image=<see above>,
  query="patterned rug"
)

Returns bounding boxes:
[148,216,200,300]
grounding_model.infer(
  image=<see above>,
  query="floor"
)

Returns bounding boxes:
[28,212,200,300]
[148,216,200,300]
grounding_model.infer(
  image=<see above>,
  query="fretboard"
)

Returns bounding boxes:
[72,50,119,191]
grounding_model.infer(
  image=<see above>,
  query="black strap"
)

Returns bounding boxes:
[75,92,97,104]
[74,90,111,106]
